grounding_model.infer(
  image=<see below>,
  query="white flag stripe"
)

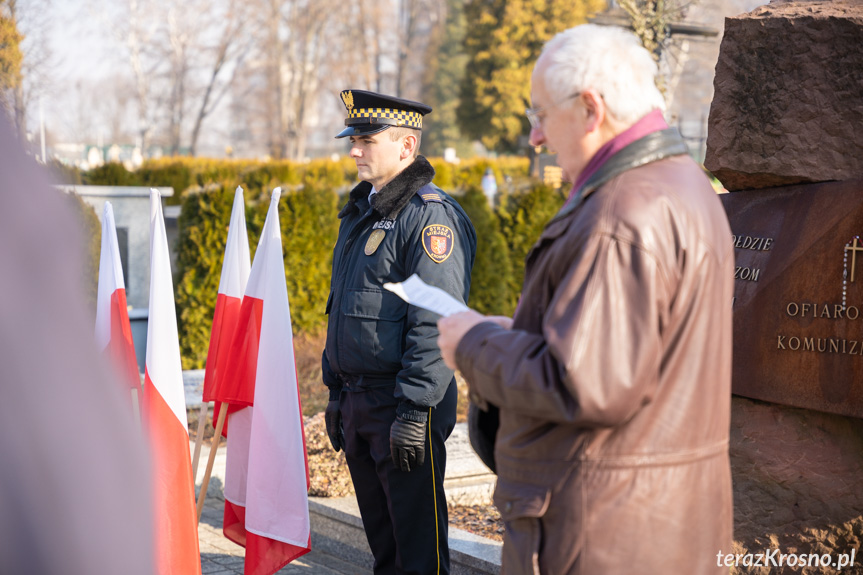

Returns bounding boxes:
[245,194,309,544]
[224,407,252,507]
[146,189,188,430]
[217,186,252,299]
[94,201,125,351]
[243,187,281,301]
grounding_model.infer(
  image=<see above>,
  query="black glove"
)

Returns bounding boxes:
[390,414,427,472]
[324,399,344,452]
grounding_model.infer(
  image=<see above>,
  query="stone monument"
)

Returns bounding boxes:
[705,1,863,570]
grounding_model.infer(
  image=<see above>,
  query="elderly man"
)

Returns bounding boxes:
[323,89,476,575]
[438,24,734,574]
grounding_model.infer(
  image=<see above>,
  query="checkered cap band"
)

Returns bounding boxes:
[347,107,423,129]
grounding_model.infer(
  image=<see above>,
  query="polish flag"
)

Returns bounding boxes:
[94,202,141,398]
[143,189,202,575]
[203,187,251,438]
[221,189,311,574]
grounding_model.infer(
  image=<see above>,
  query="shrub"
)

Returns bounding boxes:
[65,191,101,315]
[458,186,517,316]
[498,183,565,295]
[139,159,193,205]
[83,162,140,186]
[174,185,248,369]
[276,182,339,335]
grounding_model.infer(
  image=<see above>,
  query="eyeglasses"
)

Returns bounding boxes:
[525,92,582,130]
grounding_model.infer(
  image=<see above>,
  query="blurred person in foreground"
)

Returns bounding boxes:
[322,89,476,574]
[437,24,734,574]
[0,117,153,574]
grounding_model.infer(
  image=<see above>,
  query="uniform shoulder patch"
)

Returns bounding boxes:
[422,224,455,263]
[417,188,443,204]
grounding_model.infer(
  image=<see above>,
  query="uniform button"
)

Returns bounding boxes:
[505,502,513,512]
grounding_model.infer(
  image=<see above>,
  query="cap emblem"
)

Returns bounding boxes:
[341,90,354,112]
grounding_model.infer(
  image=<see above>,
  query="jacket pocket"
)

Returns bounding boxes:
[494,479,551,575]
[340,288,407,373]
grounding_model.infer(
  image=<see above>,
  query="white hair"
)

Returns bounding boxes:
[539,24,665,125]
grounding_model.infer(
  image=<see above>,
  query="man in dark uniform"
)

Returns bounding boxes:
[322,89,476,575]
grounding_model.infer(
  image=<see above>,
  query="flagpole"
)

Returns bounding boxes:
[130,387,141,430]
[191,401,209,481]
[196,400,227,523]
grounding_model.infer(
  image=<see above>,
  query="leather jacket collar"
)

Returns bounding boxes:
[555,128,689,221]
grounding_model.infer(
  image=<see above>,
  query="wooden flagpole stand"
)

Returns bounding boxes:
[191,401,209,481]
[196,401,228,523]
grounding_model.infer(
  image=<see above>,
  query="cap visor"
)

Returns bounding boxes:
[335,124,391,139]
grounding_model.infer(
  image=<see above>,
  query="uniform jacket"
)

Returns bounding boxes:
[456,130,735,573]
[324,156,476,417]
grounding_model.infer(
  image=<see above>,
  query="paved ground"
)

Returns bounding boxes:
[198,491,364,575]
[190,422,496,574]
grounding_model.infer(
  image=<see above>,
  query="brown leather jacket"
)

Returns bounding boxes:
[456,130,734,574]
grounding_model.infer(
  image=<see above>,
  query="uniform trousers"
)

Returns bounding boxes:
[340,379,457,575]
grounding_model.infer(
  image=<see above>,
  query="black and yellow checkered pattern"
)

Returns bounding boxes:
[347,107,423,129]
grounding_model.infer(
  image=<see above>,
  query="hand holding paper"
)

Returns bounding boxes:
[384,274,498,370]
[383,273,470,317]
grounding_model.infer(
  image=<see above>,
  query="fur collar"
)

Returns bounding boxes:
[338,155,435,219]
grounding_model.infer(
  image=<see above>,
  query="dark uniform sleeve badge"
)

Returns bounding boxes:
[422,224,454,263]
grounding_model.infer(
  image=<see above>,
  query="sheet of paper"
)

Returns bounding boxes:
[383,274,470,317]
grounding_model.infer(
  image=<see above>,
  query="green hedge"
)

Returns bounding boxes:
[173,185,254,369]
[459,185,517,316]
[66,191,102,315]
[498,183,566,298]
[78,156,567,369]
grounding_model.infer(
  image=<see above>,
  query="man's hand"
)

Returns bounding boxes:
[324,399,345,452]
[390,416,426,472]
[437,310,508,370]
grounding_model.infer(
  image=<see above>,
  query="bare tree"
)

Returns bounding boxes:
[227,0,445,160]
[187,0,251,157]
[158,0,251,156]
[100,0,250,157]
[246,0,344,160]
[282,0,338,160]
[165,4,190,155]
[98,74,137,144]
[395,0,444,98]
[616,0,692,97]
[122,0,159,154]
[1,0,54,144]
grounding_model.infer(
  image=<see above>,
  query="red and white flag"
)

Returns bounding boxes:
[94,201,141,398]
[220,188,311,574]
[143,189,202,575]
[203,186,251,437]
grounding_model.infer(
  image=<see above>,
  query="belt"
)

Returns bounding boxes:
[337,373,396,389]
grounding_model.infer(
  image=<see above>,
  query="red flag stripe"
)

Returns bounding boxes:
[144,370,201,575]
[107,288,140,390]
[203,293,242,402]
[144,190,201,574]
[216,296,264,408]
